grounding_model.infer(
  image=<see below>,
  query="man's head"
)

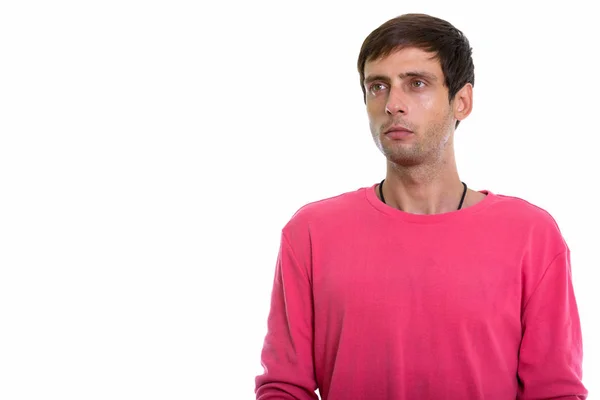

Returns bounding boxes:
[357,14,475,166]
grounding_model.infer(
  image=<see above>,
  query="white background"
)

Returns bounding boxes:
[1,0,598,399]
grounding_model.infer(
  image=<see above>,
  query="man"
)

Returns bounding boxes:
[255,13,587,399]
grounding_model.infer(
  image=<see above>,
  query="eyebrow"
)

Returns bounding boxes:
[363,71,439,86]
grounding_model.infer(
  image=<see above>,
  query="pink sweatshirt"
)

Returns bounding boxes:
[255,184,587,399]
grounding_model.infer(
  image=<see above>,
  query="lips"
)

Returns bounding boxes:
[384,126,413,135]
[384,126,413,139]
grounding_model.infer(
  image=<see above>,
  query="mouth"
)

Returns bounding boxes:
[384,126,413,140]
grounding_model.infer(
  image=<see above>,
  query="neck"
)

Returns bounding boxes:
[380,153,466,215]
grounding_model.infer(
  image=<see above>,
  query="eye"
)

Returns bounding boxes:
[411,80,426,88]
[368,83,387,95]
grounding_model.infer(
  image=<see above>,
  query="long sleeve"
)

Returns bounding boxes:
[255,231,319,400]
[517,249,588,399]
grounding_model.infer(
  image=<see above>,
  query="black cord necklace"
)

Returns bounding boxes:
[378,179,468,211]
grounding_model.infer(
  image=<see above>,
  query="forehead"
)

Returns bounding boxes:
[364,47,443,78]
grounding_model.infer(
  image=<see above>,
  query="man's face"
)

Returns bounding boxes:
[363,47,457,166]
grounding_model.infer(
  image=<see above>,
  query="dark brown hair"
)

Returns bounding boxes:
[357,13,475,124]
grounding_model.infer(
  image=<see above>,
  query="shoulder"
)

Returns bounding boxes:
[281,185,368,239]
[488,192,567,252]
[491,192,561,226]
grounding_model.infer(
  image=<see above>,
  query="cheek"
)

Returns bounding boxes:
[417,94,438,112]
[368,118,379,137]
[420,96,450,120]
[366,102,383,126]
[366,100,382,116]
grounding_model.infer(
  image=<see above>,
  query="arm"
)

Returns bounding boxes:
[255,232,318,400]
[517,249,588,399]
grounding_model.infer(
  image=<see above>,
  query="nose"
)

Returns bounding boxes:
[385,87,407,115]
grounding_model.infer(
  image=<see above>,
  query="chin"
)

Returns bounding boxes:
[389,158,422,167]
[383,150,422,166]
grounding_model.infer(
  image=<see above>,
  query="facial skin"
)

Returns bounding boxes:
[363,47,470,168]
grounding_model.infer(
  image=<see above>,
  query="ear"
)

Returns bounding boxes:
[453,83,473,122]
